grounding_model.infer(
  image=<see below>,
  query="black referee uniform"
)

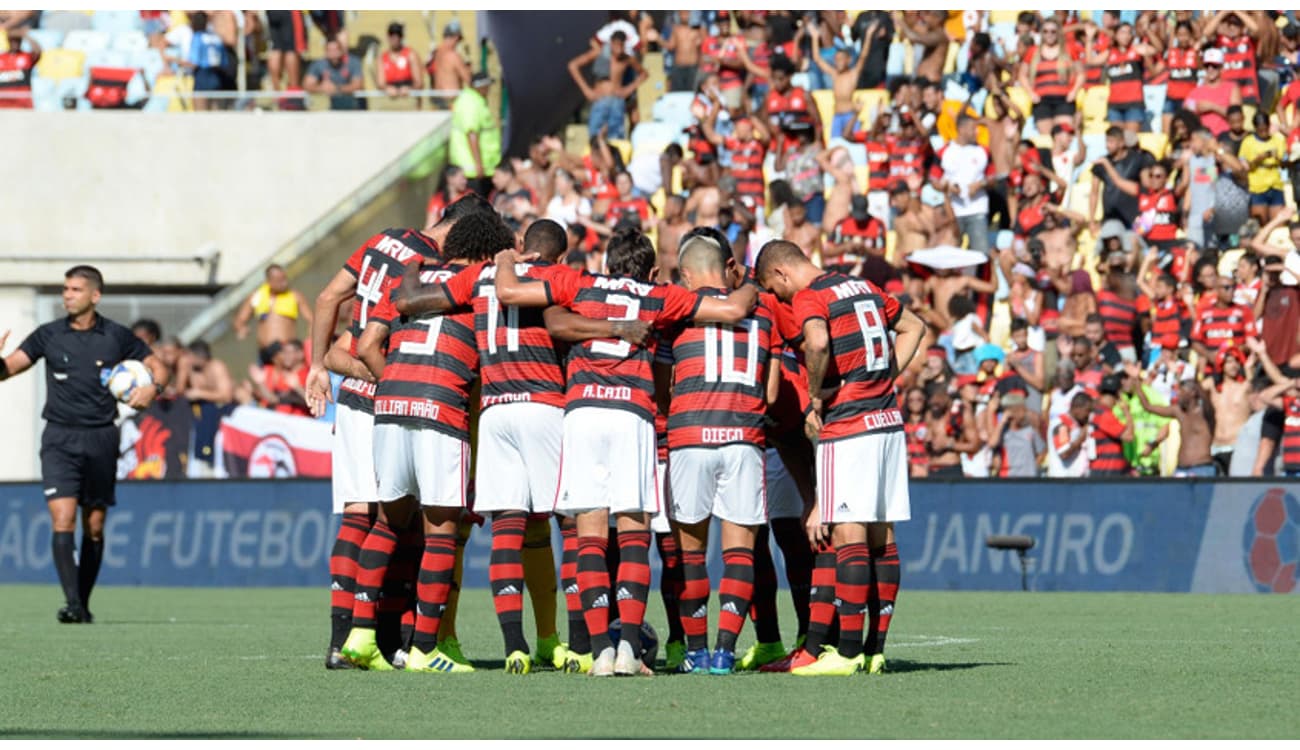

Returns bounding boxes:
[17,313,152,619]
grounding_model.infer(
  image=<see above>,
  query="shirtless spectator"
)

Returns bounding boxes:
[177,340,234,406]
[131,319,162,350]
[233,264,314,365]
[568,36,647,140]
[890,182,959,260]
[1210,342,1260,472]
[1125,362,1216,477]
[810,27,871,138]
[663,10,703,92]
[429,20,471,105]
[780,199,821,260]
[895,11,950,84]
[924,381,980,478]
[657,195,691,280]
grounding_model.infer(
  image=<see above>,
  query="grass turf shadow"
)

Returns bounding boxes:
[884,659,1016,674]
[0,729,331,739]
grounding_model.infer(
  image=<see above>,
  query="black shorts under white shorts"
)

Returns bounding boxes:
[1032,95,1075,121]
[40,423,120,508]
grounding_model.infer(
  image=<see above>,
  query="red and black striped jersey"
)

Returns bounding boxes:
[1138,189,1179,242]
[1192,303,1256,351]
[724,136,767,205]
[1089,407,1130,476]
[1150,296,1188,348]
[1105,46,1144,107]
[1217,34,1259,104]
[538,265,702,422]
[1162,47,1199,101]
[792,272,904,442]
[1282,395,1300,472]
[1031,48,1075,99]
[903,419,929,469]
[0,50,37,108]
[338,228,441,413]
[889,138,931,181]
[665,288,777,450]
[440,260,567,412]
[760,291,810,436]
[608,195,654,225]
[369,262,478,439]
[1096,289,1139,349]
[844,134,892,191]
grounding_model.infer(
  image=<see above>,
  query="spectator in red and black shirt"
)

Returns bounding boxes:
[1205,11,1261,106]
[0,27,40,110]
[1144,272,1189,352]
[699,104,769,212]
[1193,273,1258,375]
[1092,22,1155,133]
[1095,252,1148,363]
[1089,373,1134,476]
[606,171,655,232]
[823,196,886,276]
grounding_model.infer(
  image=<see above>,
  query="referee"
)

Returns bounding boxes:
[0,266,168,623]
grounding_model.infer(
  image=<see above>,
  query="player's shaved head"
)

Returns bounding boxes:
[523,219,567,262]
[444,211,516,262]
[677,234,727,276]
[606,228,657,280]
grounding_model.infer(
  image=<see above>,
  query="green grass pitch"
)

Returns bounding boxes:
[1,585,1295,739]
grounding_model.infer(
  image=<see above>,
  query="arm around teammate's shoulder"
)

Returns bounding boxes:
[692,283,758,325]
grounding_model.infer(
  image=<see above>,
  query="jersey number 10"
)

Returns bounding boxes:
[703,320,759,386]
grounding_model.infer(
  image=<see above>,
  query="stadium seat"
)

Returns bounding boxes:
[989,10,1021,25]
[1079,85,1110,134]
[813,89,835,138]
[851,88,891,126]
[606,138,632,166]
[85,49,130,69]
[111,30,149,53]
[64,29,111,54]
[1137,132,1168,159]
[147,74,193,113]
[1143,84,1167,134]
[128,48,165,86]
[651,91,695,130]
[37,11,93,33]
[630,121,681,154]
[92,10,145,33]
[26,28,65,51]
[35,48,86,81]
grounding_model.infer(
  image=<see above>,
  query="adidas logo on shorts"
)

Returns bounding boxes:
[838,502,850,512]
[616,587,633,601]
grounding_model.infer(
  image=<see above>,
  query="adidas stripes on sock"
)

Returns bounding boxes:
[835,542,871,660]
[489,513,529,656]
[716,547,755,653]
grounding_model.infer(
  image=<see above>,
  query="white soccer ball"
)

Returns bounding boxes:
[104,360,153,403]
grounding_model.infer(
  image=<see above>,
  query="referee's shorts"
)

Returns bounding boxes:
[40,423,120,508]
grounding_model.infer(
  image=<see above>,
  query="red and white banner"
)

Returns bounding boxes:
[214,406,332,479]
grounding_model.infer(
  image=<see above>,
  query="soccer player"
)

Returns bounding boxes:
[305,194,491,669]
[494,228,757,676]
[662,233,778,675]
[755,240,926,676]
[0,266,168,623]
[392,218,653,673]
[346,211,512,672]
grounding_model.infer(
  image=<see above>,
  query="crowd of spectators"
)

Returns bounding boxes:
[425,9,1300,479]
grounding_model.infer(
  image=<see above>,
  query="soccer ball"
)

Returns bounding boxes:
[1242,489,1300,593]
[608,618,659,669]
[101,360,153,403]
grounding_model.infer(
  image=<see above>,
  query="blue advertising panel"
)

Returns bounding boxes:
[2,480,1298,593]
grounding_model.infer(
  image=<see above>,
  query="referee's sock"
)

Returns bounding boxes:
[51,531,82,610]
[77,536,104,612]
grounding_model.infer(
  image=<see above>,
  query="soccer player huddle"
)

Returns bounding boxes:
[306,194,925,677]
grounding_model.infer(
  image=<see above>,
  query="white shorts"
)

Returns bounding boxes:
[765,447,804,521]
[332,403,376,513]
[473,402,563,514]
[555,407,658,517]
[373,422,469,509]
[669,444,767,527]
[816,432,910,524]
[651,460,671,534]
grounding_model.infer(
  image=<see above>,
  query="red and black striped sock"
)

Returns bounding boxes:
[329,512,371,648]
[351,519,398,630]
[749,528,782,643]
[834,542,871,660]
[655,532,686,645]
[716,547,755,653]
[679,548,709,651]
[490,512,529,656]
[804,546,838,656]
[772,518,814,639]
[411,533,457,655]
[560,524,590,653]
[867,542,900,655]
[577,535,613,654]
[615,529,652,651]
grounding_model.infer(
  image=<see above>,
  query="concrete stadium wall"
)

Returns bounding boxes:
[0,111,449,288]
[0,288,41,481]
[1,479,1296,594]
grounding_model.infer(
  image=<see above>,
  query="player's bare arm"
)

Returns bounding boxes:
[542,305,651,345]
[308,268,358,409]
[395,259,455,316]
[692,284,758,325]
[356,320,390,382]
[891,308,927,374]
[322,331,375,384]
[493,249,549,307]
[802,317,831,440]
[765,357,782,406]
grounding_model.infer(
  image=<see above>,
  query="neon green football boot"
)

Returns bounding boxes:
[340,627,394,671]
[867,653,887,674]
[736,641,787,671]
[663,641,686,671]
[505,650,532,675]
[405,646,474,673]
[535,633,564,668]
[791,649,865,677]
[437,637,471,666]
